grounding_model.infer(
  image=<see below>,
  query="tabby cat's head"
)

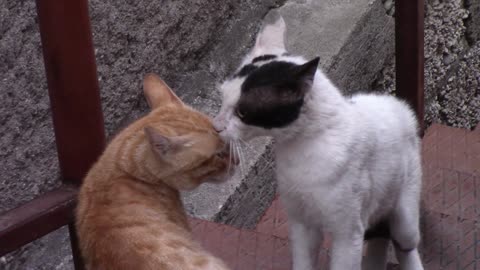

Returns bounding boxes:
[127,74,235,190]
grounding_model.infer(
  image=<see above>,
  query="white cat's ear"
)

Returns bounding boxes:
[144,126,193,158]
[296,57,320,78]
[294,57,320,91]
[143,73,184,109]
[252,16,286,55]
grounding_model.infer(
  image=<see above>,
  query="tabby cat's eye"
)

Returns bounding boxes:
[235,108,245,119]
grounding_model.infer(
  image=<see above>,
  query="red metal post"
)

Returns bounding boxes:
[35,0,105,268]
[395,0,425,135]
[36,0,105,185]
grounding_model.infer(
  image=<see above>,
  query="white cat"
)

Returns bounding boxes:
[213,16,424,270]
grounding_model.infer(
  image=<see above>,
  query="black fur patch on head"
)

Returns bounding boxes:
[252,54,277,63]
[234,64,258,78]
[235,58,319,129]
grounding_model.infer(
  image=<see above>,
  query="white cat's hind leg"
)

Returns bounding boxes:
[394,247,424,270]
[362,238,389,270]
[390,186,424,270]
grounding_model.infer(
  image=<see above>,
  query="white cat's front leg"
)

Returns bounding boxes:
[330,230,364,270]
[289,219,322,270]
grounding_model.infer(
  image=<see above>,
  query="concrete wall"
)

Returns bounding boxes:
[0,0,286,268]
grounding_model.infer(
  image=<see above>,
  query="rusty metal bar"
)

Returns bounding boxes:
[36,0,105,186]
[0,186,77,256]
[395,0,425,135]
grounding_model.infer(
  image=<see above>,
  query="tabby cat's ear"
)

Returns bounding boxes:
[143,73,184,109]
[252,15,286,55]
[144,126,193,158]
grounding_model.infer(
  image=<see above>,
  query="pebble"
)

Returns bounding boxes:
[383,0,393,11]
[443,54,455,65]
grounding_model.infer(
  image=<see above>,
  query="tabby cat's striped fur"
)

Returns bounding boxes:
[76,74,233,270]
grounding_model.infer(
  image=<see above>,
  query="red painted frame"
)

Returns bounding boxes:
[395,0,425,134]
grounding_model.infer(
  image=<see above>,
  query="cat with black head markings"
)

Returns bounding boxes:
[214,16,424,270]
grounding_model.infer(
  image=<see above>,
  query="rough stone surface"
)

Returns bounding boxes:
[277,0,395,92]
[213,140,276,228]
[373,0,479,129]
[0,227,74,270]
[437,42,480,128]
[1,0,61,215]
[325,0,394,93]
[465,0,480,45]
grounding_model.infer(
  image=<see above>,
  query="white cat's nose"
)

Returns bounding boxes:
[213,121,225,133]
[213,116,225,133]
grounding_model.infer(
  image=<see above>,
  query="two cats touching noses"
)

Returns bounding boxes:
[76,15,424,270]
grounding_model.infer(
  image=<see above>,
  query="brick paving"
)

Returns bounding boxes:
[189,123,480,269]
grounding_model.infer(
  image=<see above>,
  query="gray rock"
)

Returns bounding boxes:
[465,0,480,45]
[443,54,455,65]
[437,42,480,129]
[382,0,395,16]
[0,227,74,270]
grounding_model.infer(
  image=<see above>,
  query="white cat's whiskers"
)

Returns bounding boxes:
[233,141,243,177]
[227,141,233,176]
[236,138,275,172]
[234,140,247,178]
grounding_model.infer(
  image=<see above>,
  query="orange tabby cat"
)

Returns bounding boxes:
[76,74,234,270]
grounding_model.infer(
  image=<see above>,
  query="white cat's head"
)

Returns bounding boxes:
[213,16,320,142]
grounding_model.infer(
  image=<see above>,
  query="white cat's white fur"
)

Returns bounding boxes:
[214,17,424,270]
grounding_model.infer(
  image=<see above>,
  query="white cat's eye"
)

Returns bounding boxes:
[235,108,245,119]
